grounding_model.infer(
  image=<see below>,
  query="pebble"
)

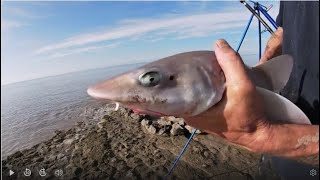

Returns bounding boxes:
[139,116,201,137]
[74,134,81,141]
[130,112,142,120]
[100,118,107,123]
[166,116,184,125]
[158,128,166,135]
[147,125,157,134]
[177,118,185,126]
[202,164,208,168]
[185,125,202,134]
[170,123,185,136]
[63,139,74,145]
[55,143,63,149]
[157,118,172,126]
[167,116,176,121]
[140,119,150,127]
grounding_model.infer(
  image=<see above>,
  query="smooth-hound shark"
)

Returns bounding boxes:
[87,51,311,125]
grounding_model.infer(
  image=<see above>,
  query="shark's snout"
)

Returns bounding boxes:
[87,85,110,100]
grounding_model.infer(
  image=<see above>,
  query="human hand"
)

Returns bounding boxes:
[183,40,319,163]
[183,39,269,150]
[259,27,283,65]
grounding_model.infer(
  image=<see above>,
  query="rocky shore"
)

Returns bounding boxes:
[2,104,280,180]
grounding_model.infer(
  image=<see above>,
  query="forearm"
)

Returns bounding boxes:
[247,123,319,167]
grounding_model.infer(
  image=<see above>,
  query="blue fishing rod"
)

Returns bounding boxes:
[238,0,278,60]
[163,1,278,179]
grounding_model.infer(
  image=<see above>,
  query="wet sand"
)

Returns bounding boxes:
[2,104,280,180]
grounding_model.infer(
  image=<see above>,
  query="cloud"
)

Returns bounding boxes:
[45,42,121,59]
[4,7,45,19]
[35,11,253,55]
[34,1,280,58]
[1,6,49,31]
[1,19,28,30]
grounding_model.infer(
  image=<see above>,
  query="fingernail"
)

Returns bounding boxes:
[216,39,229,48]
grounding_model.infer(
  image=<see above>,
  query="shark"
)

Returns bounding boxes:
[87,51,311,125]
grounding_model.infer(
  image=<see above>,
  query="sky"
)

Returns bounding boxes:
[1,0,279,85]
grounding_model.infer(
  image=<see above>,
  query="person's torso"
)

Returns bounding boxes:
[277,1,319,125]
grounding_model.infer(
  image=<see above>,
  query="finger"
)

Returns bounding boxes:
[274,27,283,37]
[258,27,283,64]
[259,48,276,64]
[214,39,251,84]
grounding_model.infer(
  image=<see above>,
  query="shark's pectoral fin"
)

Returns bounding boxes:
[252,55,293,93]
[256,87,311,125]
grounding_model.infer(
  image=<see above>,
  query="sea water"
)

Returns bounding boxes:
[1,63,144,159]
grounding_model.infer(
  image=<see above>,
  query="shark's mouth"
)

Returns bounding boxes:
[112,102,166,117]
[129,106,165,117]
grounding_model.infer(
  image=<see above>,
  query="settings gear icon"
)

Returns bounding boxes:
[310,169,317,176]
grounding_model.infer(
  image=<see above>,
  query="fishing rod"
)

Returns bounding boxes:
[240,1,275,34]
[238,0,279,59]
[163,1,279,179]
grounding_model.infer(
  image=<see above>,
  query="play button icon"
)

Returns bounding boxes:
[9,170,14,176]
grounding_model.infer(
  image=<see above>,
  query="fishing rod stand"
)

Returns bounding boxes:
[238,0,279,60]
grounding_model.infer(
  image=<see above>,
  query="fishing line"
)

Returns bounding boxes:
[163,128,198,180]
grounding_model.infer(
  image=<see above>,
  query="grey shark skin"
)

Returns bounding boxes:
[87,51,311,125]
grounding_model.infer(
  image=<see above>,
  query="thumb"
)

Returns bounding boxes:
[214,39,251,84]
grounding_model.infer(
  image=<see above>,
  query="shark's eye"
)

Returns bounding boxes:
[139,71,161,87]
